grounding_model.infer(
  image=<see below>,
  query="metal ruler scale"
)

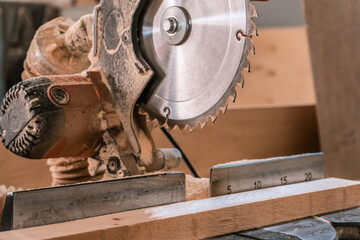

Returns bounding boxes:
[0,172,186,231]
[210,153,325,197]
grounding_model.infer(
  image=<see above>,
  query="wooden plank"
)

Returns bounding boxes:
[303,0,360,179]
[1,178,359,240]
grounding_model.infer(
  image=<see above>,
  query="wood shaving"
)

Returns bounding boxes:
[186,175,210,201]
[47,158,105,186]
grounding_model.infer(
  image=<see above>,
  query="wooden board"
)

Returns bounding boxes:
[303,0,360,179]
[1,178,359,240]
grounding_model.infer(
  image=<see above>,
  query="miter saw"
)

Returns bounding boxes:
[0,0,257,179]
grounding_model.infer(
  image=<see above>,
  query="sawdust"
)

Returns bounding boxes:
[47,158,105,186]
[213,159,254,168]
[186,175,210,201]
[22,16,91,80]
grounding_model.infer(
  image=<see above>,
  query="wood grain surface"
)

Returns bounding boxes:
[1,178,359,240]
[304,0,360,179]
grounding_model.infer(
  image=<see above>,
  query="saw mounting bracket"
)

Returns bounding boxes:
[94,0,154,158]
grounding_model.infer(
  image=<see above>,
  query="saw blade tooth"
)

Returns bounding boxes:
[183,124,191,132]
[239,75,245,89]
[172,125,180,133]
[249,2,258,18]
[229,90,237,103]
[200,121,207,130]
[221,104,228,115]
[248,22,257,37]
[242,52,250,69]
[189,124,197,133]
[251,41,256,55]
[215,97,228,115]
[210,114,218,123]
[195,122,202,131]
[248,3,257,33]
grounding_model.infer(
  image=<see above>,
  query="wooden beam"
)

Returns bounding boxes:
[303,0,360,179]
[1,178,359,240]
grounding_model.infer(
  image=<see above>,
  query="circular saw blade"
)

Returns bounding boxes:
[139,0,256,131]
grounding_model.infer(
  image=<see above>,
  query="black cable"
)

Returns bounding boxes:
[161,127,200,178]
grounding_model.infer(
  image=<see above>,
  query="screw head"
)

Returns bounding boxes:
[50,87,69,105]
[106,156,121,174]
[163,17,178,34]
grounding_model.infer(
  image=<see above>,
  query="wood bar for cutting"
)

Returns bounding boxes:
[303,0,360,179]
[1,178,359,240]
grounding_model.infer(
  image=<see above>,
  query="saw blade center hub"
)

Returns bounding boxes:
[160,6,190,45]
[163,17,178,34]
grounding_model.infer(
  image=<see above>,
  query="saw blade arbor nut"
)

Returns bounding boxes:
[163,17,178,34]
[160,6,191,45]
